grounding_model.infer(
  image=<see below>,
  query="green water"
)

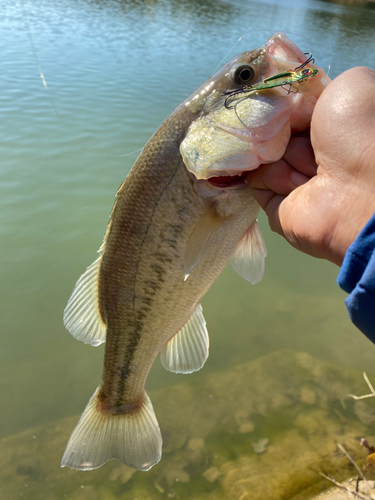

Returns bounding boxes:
[1,0,375,498]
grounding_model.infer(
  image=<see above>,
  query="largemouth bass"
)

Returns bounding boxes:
[61,32,329,472]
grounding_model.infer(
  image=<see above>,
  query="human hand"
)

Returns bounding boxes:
[247,66,375,266]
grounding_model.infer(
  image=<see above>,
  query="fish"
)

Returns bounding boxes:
[61,32,329,472]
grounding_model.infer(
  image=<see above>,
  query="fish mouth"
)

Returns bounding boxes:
[207,172,248,188]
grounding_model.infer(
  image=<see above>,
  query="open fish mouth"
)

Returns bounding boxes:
[207,172,248,188]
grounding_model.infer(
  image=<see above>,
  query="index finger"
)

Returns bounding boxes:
[283,136,317,177]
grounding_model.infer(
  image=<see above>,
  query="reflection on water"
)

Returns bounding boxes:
[319,0,375,8]
[1,0,375,498]
[306,2,375,44]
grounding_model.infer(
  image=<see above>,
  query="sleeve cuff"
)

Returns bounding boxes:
[337,213,375,293]
[337,212,375,343]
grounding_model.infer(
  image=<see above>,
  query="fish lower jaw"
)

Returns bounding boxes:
[204,160,267,188]
[206,172,248,188]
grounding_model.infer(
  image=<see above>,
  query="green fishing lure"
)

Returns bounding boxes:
[224,53,318,109]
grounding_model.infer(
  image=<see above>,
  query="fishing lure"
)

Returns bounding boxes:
[224,53,318,109]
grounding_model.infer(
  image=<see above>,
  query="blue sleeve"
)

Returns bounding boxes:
[337,213,375,343]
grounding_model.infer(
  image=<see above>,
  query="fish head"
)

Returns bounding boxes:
[180,32,330,182]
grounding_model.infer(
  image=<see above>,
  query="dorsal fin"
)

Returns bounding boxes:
[160,304,209,374]
[184,204,224,280]
[63,256,107,346]
[230,220,267,285]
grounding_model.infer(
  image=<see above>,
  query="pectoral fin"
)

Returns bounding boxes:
[160,304,209,374]
[230,220,267,285]
[63,257,107,346]
[184,204,223,280]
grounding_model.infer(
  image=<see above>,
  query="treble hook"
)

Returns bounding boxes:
[223,88,246,109]
[294,53,315,71]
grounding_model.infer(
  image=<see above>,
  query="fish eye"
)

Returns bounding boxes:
[233,64,255,85]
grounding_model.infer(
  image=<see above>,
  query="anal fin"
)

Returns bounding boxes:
[160,304,209,374]
[230,220,267,285]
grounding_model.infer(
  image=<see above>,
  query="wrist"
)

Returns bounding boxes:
[326,184,375,266]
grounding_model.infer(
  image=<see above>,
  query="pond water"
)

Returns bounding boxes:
[1,0,375,498]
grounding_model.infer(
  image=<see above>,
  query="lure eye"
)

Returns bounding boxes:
[233,64,255,85]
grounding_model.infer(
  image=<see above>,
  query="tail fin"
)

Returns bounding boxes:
[61,388,162,471]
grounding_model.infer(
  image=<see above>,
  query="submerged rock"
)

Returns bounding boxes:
[164,457,190,486]
[239,422,255,434]
[109,464,136,483]
[187,437,204,452]
[301,386,317,405]
[235,410,255,434]
[252,437,269,455]
[203,466,222,483]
